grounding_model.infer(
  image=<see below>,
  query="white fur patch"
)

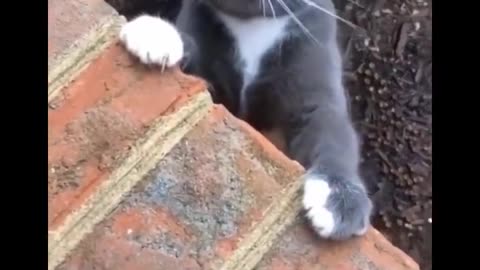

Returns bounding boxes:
[120,15,184,68]
[354,224,368,236]
[216,12,290,116]
[303,176,335,237]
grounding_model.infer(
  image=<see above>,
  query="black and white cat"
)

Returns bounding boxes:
[119,0,372,240]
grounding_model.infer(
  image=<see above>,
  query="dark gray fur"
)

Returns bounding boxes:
[173,0,372,240]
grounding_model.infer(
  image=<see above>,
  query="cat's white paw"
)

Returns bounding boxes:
[120,15,184,69]
[303,177,335,237]
[303,174,372,240]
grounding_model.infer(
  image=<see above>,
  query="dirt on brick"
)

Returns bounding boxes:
[64,107,141,171]
[49,107,141,199]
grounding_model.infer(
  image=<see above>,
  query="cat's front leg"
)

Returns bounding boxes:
[119,15,184,69]
[288,109,373,240]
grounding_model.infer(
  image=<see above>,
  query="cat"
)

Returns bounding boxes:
[119,0,372,240]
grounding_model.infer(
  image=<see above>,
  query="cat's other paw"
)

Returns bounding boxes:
[119,15,184,69]
[302,174,372,240]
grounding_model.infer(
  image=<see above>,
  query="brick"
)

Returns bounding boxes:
[48,42,206,230]
[48,42,210,269]
[48,0,124,100]
[255,219,420,270]
[57,106,304,270]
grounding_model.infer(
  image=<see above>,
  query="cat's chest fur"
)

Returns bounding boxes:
[215,12,290,114]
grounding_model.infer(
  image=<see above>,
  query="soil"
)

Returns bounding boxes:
[106,0,432,269]
[334,1,432,269]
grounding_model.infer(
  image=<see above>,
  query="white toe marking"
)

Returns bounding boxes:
[120,15,184,68]
[354,225,368,236]
[303,176,335,237]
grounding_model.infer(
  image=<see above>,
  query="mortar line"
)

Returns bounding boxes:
[48,15,125,103]
[48,92,212,270]
[219,180,304,270]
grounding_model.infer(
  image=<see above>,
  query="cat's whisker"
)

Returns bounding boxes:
[275,0,320,45]
[267,0,277,19]
[301,0,358,29]
[262,0,266,17]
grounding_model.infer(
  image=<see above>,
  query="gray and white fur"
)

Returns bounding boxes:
[119,0,372,240]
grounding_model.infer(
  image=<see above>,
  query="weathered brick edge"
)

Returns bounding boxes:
[48,15,125,102]
[220,181,303,270]
[48,91,212,270]
[216,119,304,270]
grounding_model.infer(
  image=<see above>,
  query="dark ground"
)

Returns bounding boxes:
[335,1,432,269]
[106,0,432,269]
